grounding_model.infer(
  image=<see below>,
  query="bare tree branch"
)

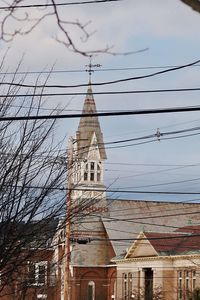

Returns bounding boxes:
[181,0,200,13]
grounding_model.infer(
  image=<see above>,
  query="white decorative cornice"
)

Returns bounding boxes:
[112,253,200,264]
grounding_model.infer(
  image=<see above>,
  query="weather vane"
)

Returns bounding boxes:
[85,55,102,82]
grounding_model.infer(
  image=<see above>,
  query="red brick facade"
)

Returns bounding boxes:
[71,266,116,300]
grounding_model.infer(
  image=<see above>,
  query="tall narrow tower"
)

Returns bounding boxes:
[71,82,107,204]
[69,82,116,300]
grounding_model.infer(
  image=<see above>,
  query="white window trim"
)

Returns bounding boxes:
[28,261,48,286]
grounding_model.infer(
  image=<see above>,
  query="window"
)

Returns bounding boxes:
[185,270,190,297]
[90,171,94,181]
[90,162,95,181]
[128,273,133,299]
[38,265,46,284]
[177,269,197,299]
[122,273,128,300]
[28,261,48,286]
[83,161,102,183]
[192,270,196,291]
[178,271,183,300]
[97,164,101,181]
[87,281,95,300]
[28,263,36,284]
[84,163,88,181]
[37,295,47,299]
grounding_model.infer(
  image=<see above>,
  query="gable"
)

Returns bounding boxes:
[87,132,101,160]
[104,199,200,256]
[125,232,158,259]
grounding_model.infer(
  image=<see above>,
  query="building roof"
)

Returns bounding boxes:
[0,218,59,249]
[76,83,107,160]
[103,199,200,256]
[144,231,200,255]
[175,225,200,234]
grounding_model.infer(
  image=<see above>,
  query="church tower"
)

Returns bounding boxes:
[71,82,107,203]
[68,82,116,300]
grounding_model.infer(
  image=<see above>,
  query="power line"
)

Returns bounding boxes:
[2,63,200,76]
[108,209,200,221]
[1,87,200,98]
[2,59,200,88]
[1,105,200,122]
[0,0,121,10]
[4,183,200,195]
[93,233,200,241]
[105,162,200,167]
[103,125,200,147]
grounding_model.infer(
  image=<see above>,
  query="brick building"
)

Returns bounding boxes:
[0,221,59,300]
[58,82,200,300]
[1,82,200,300]
[112,226,200,300]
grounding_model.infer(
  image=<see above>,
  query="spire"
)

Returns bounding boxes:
[76,83,107,160]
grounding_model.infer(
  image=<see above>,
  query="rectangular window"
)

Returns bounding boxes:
[38,265,46,284]
[97,173,100,181]
[122,273,128,300]
[128,273,133,299]
[28,261,47,286]
[28,263,36,284]
[178,271,183,300]
[90,172,94,181]
[185,270,190,296]
[192,270,196,291]
[84,172,88,181]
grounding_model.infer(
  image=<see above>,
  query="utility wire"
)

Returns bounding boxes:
[2,63,200,76]
[92,233,200,241]
[1,105,200,122]
[0,0,120,10]
[1,87,200,98]
[2,59,199,89]
[4,184,200,195]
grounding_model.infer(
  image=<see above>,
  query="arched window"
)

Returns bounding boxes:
[87,281,95,300]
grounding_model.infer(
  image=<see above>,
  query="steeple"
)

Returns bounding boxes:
[76,83,107,160]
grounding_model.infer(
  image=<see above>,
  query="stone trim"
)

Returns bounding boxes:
[112,254,200,263]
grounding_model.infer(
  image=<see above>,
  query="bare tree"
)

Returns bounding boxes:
[187,288,200,300]
[0,61,69,298]
[181,0,200,14]
[0,0,122,56]
[0,58,110,298]
[131,286,165,300]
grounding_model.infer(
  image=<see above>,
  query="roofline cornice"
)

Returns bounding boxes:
[112,253,200,263]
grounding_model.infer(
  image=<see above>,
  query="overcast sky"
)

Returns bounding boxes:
[1,0,200,202]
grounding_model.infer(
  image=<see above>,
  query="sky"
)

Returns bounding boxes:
[1,0,200,202]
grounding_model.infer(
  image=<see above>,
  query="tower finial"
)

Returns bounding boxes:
[85,55,102,83]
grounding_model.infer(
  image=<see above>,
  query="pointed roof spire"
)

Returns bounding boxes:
[76,82,107,160]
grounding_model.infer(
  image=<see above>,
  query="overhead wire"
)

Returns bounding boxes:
[1,63,200,76]
[2,104,200,122]
[4,182,200,196]
[1,58,200,89]
[0,0,121,10]
[111,175,200,190]
[1,87,200,98]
